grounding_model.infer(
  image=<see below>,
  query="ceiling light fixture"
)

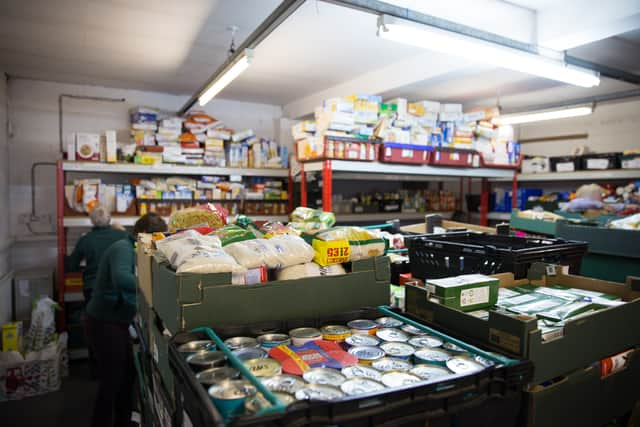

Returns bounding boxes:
[491,105,593,125]
[377,15,600,88]
[198,49,253,106]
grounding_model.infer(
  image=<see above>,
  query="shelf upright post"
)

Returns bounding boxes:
[467,177,472,223]
[458,177,464,211]
[56,160,66,331]
[322,160,332,212]
[480,178,489,226]
[300,163,307,207]
[287,167,294,214]
[511,170,518,210]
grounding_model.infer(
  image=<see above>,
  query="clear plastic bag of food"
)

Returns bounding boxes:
[155,230,244,274]
[312,227,387,266]
[290,207,335,229]
[224,235,315,269]
[276,262,347,281]
[260,221,298,238]
[168,203,227,232]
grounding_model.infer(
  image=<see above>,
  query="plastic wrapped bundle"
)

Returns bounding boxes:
[289,207,335,233]
[168,203,227,232]
[312,227,387,266]
[224,235,315,269]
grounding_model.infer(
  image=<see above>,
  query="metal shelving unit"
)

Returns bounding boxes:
[492,169,640,182]
[63,215,288,227]
[335,211,454,222]
[61,161,289,177]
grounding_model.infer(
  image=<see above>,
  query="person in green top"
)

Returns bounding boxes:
[85,213,167,427]
[65,204,128,304]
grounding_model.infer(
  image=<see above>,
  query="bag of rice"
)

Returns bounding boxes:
[168,203,227,232]
[155,230,244,274]
[276,262,346,281]
[311,227,387,266]
[224,235,315,269]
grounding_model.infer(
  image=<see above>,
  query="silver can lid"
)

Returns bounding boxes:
[208,380,256,400]
[372,357,413,372]
[224,336,259,350]
[186,350,226,367]
[178,340,214,353]
[261,374,306,394]
[340,378,386,396]
[232,347,267,361]
[380,342,415,358]
[408,336,443,349]
[195,367,240,385]
[341,365,382,382]
[410,365,453,381]
[446,356,485,375]
[401,324,426,335]
[376,328,409,343]
[442,342,468,354]
[347,319,378,330]
[295,384,344,401]
[288,327,322,339]
[257,333,290,345]
[380,371,421,388]
[320,325,351,336]
[414,348,452,363]
[347,345,385,361]
[375,317,404,328]
[302,368,346,387]
[345,334,380,347]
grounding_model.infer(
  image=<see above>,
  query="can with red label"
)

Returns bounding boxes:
[600,349,633,377]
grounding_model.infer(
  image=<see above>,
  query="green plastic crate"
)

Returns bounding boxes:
[510,210,558,236]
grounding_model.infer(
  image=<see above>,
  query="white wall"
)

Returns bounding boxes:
[519,98,640,157]
[0,72,11,323]
[8,78,282,272]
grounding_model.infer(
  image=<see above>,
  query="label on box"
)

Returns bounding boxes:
[622,158,640,169]
[489,328,521,354]
[401,149,413,158]
[313,239,350,266]
[556,162,575,172]
[586,158,610,169]
[460,286,489,307]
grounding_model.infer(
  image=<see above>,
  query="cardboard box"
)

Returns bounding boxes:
[1,321,23,352]
[103,130,117,163]
[521,157,550,174]
[425,274,499,312]
[405,264,640,383]
[75,133,101,161]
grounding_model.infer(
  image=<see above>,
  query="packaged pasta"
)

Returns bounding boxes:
[224,235,315,269]
[312,227,387,266]
[168,203,227,232]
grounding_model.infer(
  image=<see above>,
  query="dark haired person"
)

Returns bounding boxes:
[85,212,167,427]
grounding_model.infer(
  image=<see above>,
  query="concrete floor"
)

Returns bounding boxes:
[1,360,98,427]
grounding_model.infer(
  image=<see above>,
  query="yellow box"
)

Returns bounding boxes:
[312,239,350,266]
[2,321,23,353]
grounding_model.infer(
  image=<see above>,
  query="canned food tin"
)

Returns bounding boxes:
[257,334,290,349]
[376,328,409,343]
[208,380,257,419]
[408,336,443,349]
[474,355,496,368]
[446,356,485,375]
[295,384,344,401]
[261,374,306,394]
[302,368,346,387]
[380,342,415,360]
[244,358,282,377]
[372,357,412,372]
[340,378,386,396]
[375,317,404,328]
[186,351,226,372]
[320,325,352,342]
[178,340,215,357]
[244,390,296,414]
[344,334,380,347]
[288,328,322,346]
[347,346,385,365]
[414,348,452,365]
[232,347,268,362]
[224,337,259,351]
[274,392,296,406]
[442,342,468,354]
[409,365,453,381]
[347,319,378,335]
[380,371,421,388]
[196,367,240,386]
[401,324,426,335]
[341,365,382,381]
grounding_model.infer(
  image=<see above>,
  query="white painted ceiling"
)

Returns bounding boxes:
[0,0,639,115]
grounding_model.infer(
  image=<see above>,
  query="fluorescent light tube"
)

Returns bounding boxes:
[492,106,593,125]
[378,17,600,88]
[198,49,253,106]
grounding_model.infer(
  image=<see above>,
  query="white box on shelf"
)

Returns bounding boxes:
[521,157,550,174]
[103,130,117,163]
[75,133,100,161]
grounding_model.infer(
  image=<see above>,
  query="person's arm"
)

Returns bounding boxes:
[109,243,137,309]
[65,235,85,272]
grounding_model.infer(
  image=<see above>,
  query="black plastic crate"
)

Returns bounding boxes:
[407,231,587,279]
[169,307,532,427]
[549,156,580,172]
[580,152,621,170]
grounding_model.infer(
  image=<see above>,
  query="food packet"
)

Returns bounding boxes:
[211,225,256,246]
[276,262,346,281]
[224,235,315,269]
[155,230,244,274]
[260,221,297,238]
[290,207,335,229]
[268,341,358,375]
[311,226,387,266]
[168,203,227,232]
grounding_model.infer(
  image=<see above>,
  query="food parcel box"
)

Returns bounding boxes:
[405,264,640,384]
[152,255,390,334]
